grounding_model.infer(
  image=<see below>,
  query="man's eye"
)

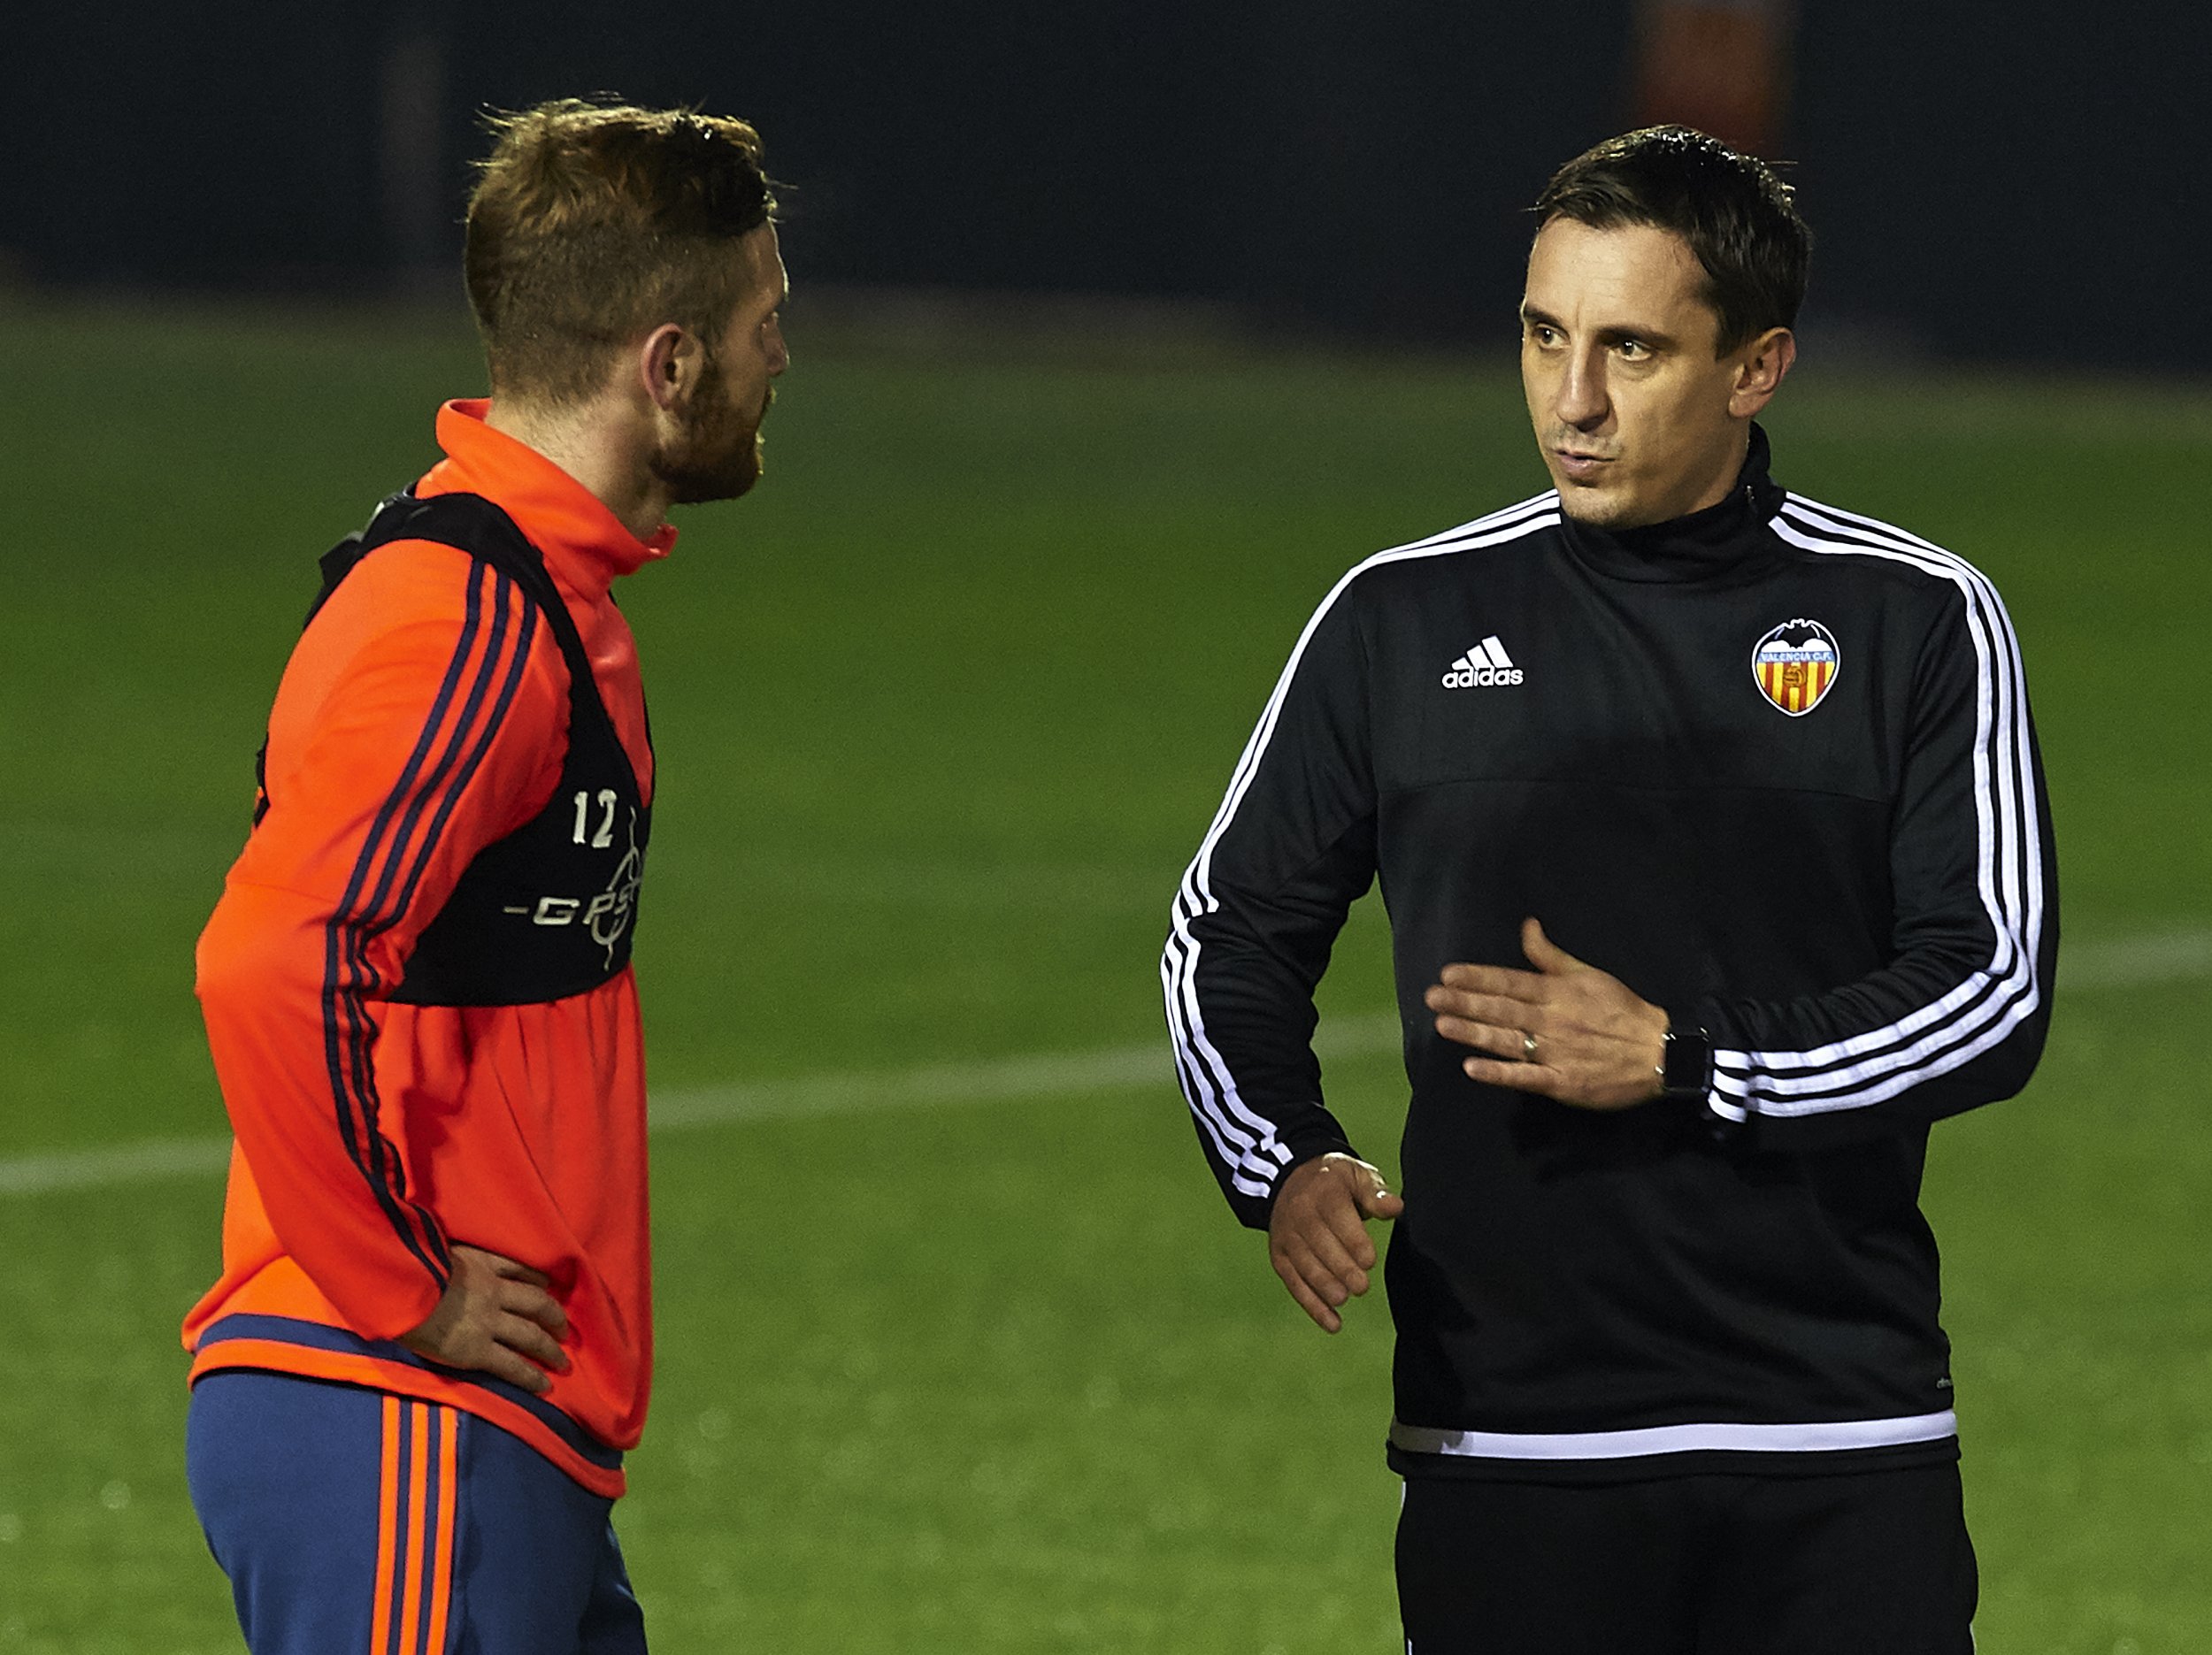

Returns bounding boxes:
[1617,340,1648,360]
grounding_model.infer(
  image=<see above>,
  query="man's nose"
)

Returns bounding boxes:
[1555,349,1608,431]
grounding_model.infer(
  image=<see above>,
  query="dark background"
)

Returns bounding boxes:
[4,1,2200,369]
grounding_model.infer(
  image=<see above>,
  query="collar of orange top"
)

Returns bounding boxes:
[418,399,677,600]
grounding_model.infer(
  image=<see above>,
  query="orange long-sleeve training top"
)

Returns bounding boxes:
[183,400,670,1497]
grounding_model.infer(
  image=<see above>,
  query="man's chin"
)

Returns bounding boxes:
[1557,494,1626,526]
[662,440,763,506]
[1549,471,1630,525]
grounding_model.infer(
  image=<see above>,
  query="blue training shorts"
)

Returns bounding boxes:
[187,1369,648,1655]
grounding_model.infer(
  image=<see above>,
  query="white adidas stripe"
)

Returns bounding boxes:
[1737,497,2041,1091]
[1163,492,1559,1193]
[1163,492,1560,1200]
[1707,495,2047,1119]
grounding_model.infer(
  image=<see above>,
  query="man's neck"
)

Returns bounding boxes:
[484,396,670,543]
[1666,426,1755,525]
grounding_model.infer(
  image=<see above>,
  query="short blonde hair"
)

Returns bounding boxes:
[464,99,777,404]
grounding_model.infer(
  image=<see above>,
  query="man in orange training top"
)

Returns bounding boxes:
[182,99,787,1654]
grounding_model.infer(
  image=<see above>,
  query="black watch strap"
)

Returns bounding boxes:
[1661,1023,1715,1101]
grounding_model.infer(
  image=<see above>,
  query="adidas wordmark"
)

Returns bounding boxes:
[1441,635,1523,688]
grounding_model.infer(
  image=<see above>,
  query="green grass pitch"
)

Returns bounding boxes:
[0,301,2207,1651]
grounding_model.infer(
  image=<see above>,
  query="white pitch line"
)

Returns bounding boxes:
[2056,926,2212,986]
[3,930,2205,1201]
[0,1135,235,1195]
[649,1011,1402,1132]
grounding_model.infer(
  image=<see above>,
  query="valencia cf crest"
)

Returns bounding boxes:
[1751,619,1840,716]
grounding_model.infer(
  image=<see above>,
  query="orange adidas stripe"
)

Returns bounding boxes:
[424,1405,460,1655]
[370,1395,402,1655]
[397,1402,431,1653]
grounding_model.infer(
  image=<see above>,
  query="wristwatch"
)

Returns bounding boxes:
[1658,1022,1714,1102]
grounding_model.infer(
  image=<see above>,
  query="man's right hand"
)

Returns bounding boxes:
[401,1244,572,1395]
[1268,1153,1405,1334]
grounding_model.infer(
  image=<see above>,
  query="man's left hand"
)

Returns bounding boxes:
[1424,917,1668,1110]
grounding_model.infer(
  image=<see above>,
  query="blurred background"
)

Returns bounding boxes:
[4,0,2206,367]
[3,5,2208,1653]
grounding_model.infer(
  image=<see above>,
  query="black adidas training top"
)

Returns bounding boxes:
[1163,425,2057,1482]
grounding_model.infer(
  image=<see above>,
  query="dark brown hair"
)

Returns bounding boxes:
[1534,126,1809,354]
[464,99,777,403]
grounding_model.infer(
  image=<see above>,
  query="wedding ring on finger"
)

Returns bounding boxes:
[1522,1031,1540,1063]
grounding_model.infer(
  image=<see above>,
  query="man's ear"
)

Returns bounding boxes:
[636,324,700,413]
[1728,326,1796,418]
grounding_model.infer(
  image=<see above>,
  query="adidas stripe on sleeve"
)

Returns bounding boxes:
[1690,496,2056,1141]
[1163,498,1560,1224]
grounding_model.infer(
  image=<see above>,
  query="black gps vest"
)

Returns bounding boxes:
[258,490,651,1007]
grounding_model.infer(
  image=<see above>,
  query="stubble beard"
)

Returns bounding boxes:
[652,365,770,506]
[1552,476,1637,527]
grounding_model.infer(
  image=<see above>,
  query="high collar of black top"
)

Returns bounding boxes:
[1555,421,1789,586]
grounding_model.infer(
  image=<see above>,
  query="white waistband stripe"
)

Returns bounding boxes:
[1389,1409,1958,1460]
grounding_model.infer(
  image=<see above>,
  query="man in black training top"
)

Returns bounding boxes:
[1162,126,2055,1652]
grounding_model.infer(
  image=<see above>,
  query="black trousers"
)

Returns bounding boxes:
[1396,1463,1977,1654]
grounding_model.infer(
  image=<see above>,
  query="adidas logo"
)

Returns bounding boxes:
[1440,635,1524,688]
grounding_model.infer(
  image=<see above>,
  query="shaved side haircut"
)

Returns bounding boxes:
[465,99,777,404]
